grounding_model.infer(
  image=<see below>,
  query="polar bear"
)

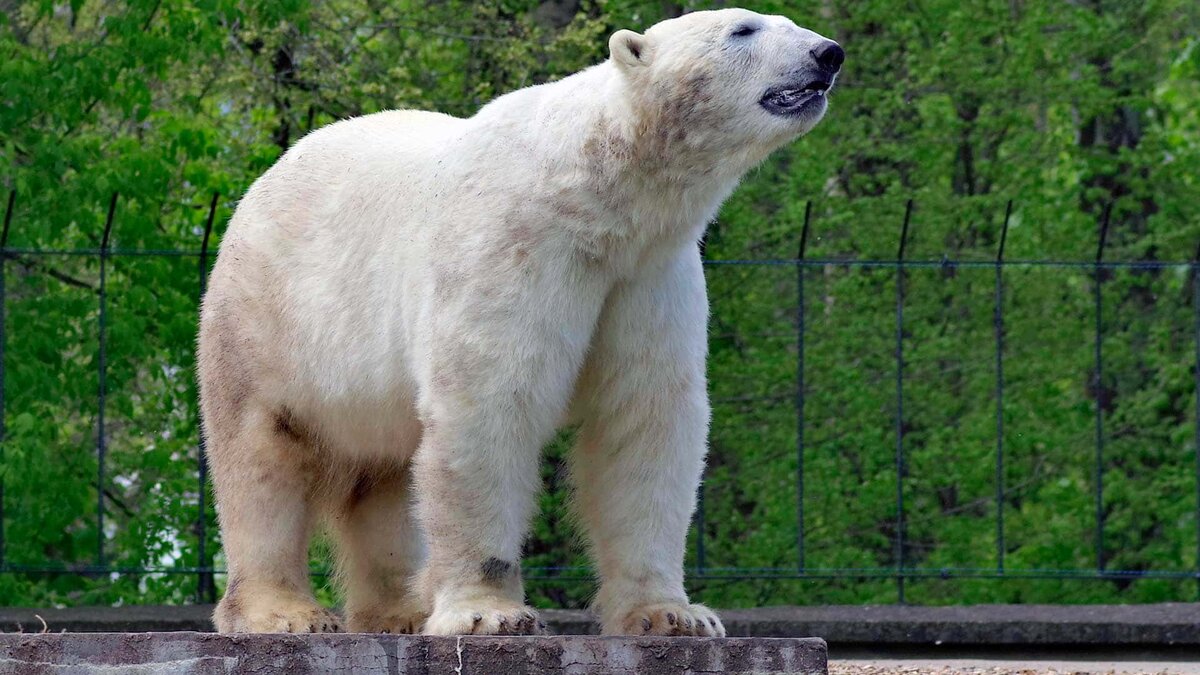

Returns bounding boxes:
[198,7,842,637]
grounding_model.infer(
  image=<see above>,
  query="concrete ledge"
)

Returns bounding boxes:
[3,604,1199,647]
[0,632,828,674]
[719,604,1200,646]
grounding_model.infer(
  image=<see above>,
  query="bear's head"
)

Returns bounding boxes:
[608,8,843,168]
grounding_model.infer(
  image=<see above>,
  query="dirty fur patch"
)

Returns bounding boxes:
[480,557,517,585]
[272,407,313,445]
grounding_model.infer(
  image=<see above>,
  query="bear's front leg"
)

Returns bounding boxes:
[569,246,725,637]
[412,266,602,635]
[412,412,548,635]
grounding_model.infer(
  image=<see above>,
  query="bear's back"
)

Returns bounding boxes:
[226,109,467,246]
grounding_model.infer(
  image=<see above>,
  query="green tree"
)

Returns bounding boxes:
[1,0,1199,609]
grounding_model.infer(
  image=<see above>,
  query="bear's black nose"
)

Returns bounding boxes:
[811,41,845,72]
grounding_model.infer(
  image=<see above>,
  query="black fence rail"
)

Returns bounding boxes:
[1,189,1199,607]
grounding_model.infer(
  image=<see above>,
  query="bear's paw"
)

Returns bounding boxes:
[423,600,547,636]
[215,595,343,634]
[616,602,725,637]
[346,606,429,634]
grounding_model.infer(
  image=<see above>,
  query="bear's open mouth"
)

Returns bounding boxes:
[760,80,831,116]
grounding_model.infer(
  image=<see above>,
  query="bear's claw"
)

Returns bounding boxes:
[618,603,724,637]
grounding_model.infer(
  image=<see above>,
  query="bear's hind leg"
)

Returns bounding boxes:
[209,410,341,634]
[331,463,428,634]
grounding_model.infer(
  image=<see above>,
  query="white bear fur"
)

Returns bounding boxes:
[199,7,838,636]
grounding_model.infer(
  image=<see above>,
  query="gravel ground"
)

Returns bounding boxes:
[830,660,1200,675]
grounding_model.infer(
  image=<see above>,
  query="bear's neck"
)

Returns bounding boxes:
[472,61,773,263]
[552,63,762,249]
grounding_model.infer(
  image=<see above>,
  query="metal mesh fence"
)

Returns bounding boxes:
[1,190,1198,606]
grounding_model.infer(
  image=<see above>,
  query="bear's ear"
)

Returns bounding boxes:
[609,29,652,70]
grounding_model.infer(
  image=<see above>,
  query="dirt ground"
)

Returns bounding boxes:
[831,660,1200,675]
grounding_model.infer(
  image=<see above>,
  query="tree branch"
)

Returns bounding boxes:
[14,256,98,292]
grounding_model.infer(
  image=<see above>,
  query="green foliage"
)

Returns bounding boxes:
[1,0,1198,609]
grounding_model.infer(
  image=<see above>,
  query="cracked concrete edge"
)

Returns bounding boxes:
[0,632,829,674]
[1,604,1198,645]
[717,604,1200,645]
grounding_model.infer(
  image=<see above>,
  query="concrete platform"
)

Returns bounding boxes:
[0,632,828,674]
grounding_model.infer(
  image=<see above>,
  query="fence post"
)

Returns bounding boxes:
[96,192,117,567]
[894,199,912,603]
[694,239,706,577]
[197,193,218,603]
[994,200,1011,574]
[1193,238,1200,599]
[0,189,13,570]
[796,201,811,573]
[1093,204,1111,574]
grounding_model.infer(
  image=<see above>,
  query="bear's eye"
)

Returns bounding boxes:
[730,24,759,38]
